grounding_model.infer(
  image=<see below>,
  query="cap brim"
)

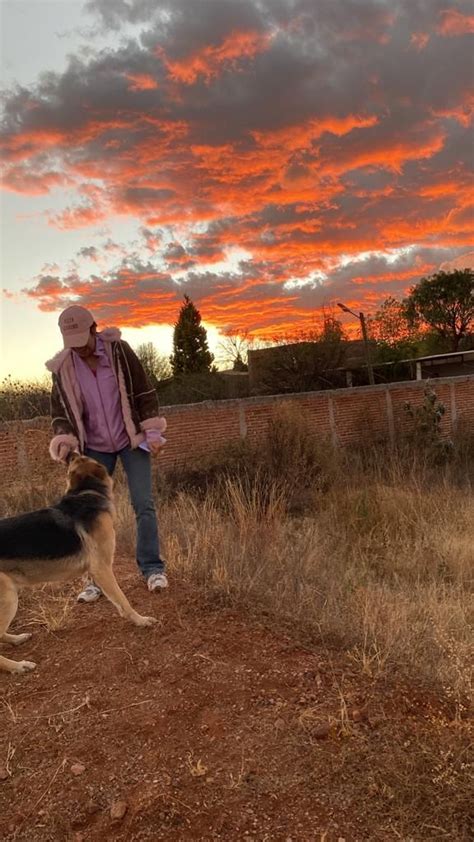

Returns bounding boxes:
[63,330,91,349]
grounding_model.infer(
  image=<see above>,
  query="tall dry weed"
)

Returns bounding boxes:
[152,403,473,705]
[160,477,473,704]
[3,401,473,705]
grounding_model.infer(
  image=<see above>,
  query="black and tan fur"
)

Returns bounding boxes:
[0,454,156,675]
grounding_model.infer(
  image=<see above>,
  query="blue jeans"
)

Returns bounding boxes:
[85,446,165,579]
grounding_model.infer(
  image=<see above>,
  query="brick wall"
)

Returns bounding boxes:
[1,375,473,490]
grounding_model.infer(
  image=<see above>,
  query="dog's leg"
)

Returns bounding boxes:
[91,564,157,627]
[88,514,157,628]
[2,632,32,646]
[0,573,36,674]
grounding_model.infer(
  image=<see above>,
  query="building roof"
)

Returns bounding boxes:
[412,350,474,364]
[332,349,474,374]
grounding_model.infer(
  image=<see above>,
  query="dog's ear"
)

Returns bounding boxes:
[90,460,109,482]
[66,453,89,488]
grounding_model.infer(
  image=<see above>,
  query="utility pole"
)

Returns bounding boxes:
[337,302,375,386]
[358,310,375,386]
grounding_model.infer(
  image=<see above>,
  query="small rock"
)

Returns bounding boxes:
[110,800,128,821]
[274,717,285,731]
[0,766,9,781]
[351,706,368,722]
[312,722,330,739]
[70,764,86,777]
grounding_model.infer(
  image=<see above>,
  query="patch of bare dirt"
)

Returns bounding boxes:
[0,559,471,841]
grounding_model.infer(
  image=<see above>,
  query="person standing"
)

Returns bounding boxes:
[46,305,168,602]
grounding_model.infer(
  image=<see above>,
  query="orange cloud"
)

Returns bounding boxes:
[322,129,447,176]
[126,73,159,91]
[49,204,107,230]
[437,9,474,36]
[383,213,473,248]
[431,97,474,127]
[418,179,473,198]
[25,239,468,340]
[158,30,272,84]
[252,114,379,150]
[1,127,67,165]
[350,264,434,285]
[410,32,430,50]
[1,166,66,195]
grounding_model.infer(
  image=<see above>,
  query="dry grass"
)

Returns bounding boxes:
[158,477,473,709]
[296,717,473,840]
[135,402,473,711]
[0,477,64,519]
[3,405,472,706]
[1,408,473,840]
[21,584,76,632]
[0,376,50,422]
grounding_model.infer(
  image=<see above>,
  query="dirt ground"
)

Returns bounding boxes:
[0,559,471,841]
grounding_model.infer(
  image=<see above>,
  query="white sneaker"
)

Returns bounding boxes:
[77,584,102,603]
[147,573,168,592]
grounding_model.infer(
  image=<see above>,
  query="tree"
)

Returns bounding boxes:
[404,269,474,352]
[369,297,422,362]
[170,295,214,375]
[318,315,346,356]
[258,317,347,394]
[217,330,258,371]
[135,342,172,387]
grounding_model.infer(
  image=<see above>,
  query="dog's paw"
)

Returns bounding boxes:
[14,660,36,674]
[12,633,32,647]
[133,615,157,628]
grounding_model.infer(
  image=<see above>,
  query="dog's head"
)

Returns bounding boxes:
[66,454,113,496]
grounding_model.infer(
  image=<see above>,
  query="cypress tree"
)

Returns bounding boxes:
[170,294,214,374]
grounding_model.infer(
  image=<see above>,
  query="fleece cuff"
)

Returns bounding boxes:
[49,433,79,463]
[139,416,167,434]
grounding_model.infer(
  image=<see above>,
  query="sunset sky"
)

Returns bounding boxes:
[1,0,473,380]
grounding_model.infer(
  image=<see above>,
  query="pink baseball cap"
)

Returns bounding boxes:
[58,305,95,348]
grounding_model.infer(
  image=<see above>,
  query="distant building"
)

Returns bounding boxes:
[248,339,376,394]
[217,369,250,398]
[337,350,474,388]
[411,350,474,380]
[248,342,474,396]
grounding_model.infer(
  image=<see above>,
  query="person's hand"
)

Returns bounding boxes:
[149,440,165,455]
[144,428,166,455]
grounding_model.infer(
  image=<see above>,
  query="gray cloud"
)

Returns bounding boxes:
[2,0,473,328]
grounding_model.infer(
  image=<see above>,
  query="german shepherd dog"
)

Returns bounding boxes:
[0,454,156,675]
